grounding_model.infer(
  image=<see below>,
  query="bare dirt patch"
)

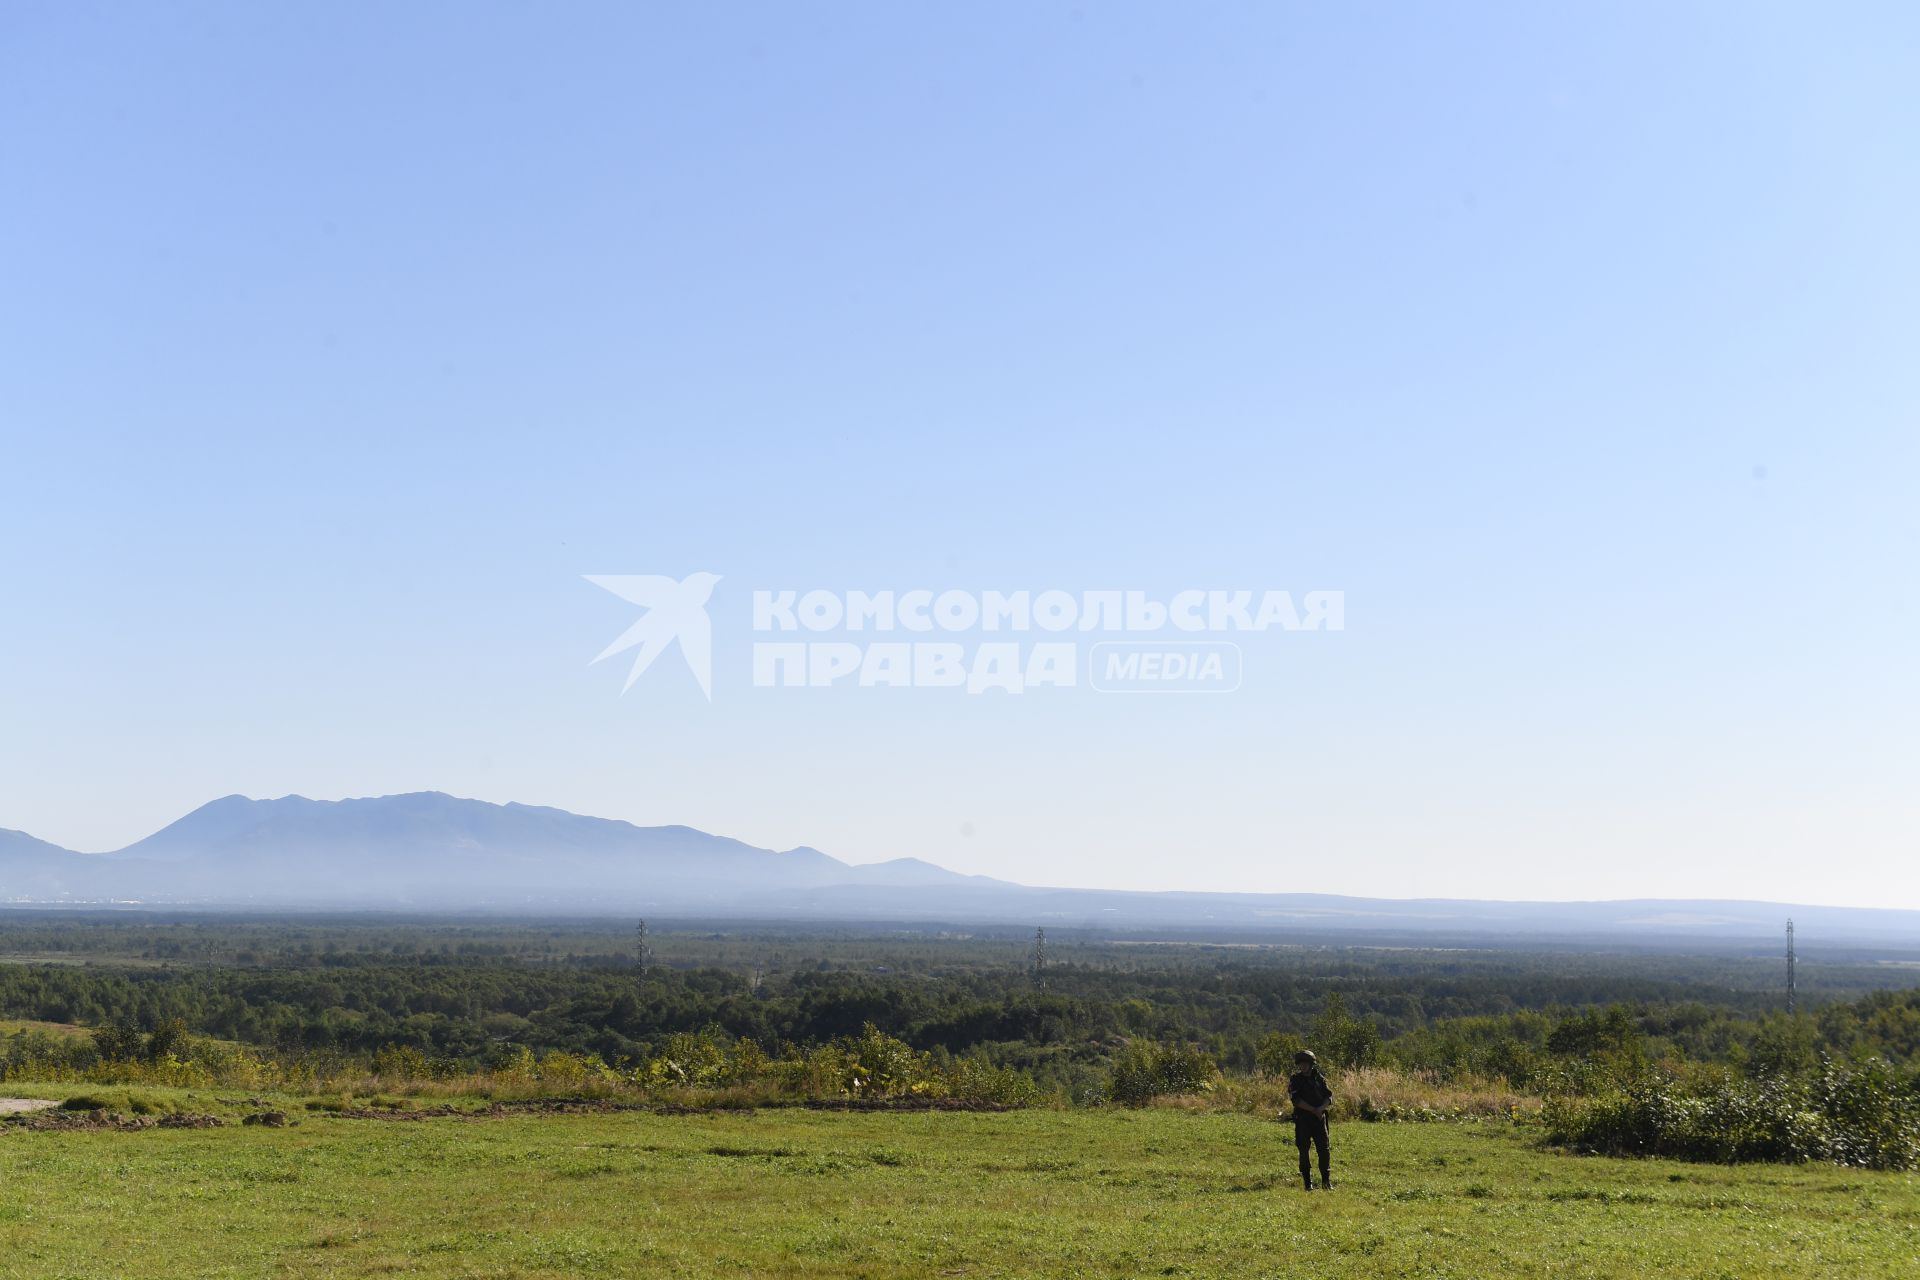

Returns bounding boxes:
[326,1096,1017,1122]
[0,1098,59,1115]
[4,1110,224,1132]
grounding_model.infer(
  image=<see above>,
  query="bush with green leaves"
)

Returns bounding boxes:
[1544,1057,1919,1170]
[1312,994,1382,1070]
[1255,1031,1306,1080]
[91,1021,144,1063]
[943,1054,1042,1106]
[1107,1040,1217,1106]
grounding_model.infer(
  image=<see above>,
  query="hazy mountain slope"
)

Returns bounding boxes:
[0,795,1915,943]
[60,793,987,904]
[0,828,102,900]
[0,829,80,860]
[109,794,320,860]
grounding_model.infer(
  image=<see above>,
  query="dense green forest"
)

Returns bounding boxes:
[2,912,1916,1089]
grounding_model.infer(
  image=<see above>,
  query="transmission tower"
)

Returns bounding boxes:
[634,918,652,979]
[1029,927,1048,992]
[1785,919,1796,1014]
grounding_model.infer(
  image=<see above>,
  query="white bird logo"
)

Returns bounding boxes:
[585,572,722,699]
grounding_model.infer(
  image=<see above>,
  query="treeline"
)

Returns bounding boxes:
[1,913,1907,1000]
[3,925,1917,1168]
[1,956,1916,1086]
[1383,993,1920,1085]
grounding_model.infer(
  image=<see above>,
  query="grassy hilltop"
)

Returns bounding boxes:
[1,1090,1915,1279]
[2,917,1915,1275]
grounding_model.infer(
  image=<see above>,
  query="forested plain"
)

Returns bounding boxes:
[2,912,1915,1093]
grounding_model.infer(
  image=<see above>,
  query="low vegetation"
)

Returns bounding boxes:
[1544,1057,1920,1170]
[1,915,1917,1170]
[0,1098,1914,1279]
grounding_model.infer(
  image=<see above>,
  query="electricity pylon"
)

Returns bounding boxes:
[1785,919,1796,1014]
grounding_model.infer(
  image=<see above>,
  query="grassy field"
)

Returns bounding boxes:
[0,1088,1914,1279]
[0,1018,89,1039]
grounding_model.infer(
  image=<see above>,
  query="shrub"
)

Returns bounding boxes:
[144,1017,191,1064]
[1312,995,1382,1070]
[842,1023,921,1098]
[91,1022,144,1063]
[1108,1040,1217,1106]
[642,1030,735,1088]
[489,1044,537,1082]
[945,1055,1042,1106]
[371,1045,432,1081]
[1255,1031,1306,1080]
[1544,1057,1920,1170]
[534,1050,614,1087]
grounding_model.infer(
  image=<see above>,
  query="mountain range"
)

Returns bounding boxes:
[0,793,989,909]
[3,792,1917,945]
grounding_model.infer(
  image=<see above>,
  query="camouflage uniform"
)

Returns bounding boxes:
[1287,1066,1333,1189]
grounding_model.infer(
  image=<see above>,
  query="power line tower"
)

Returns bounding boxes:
[1029,927,1048,992]
[634,918,652,979]
[1785,919,1797,1014]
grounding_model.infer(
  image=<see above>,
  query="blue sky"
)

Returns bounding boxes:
[2,3,1915,906]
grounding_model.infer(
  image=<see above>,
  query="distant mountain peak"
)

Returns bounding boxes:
[2,793,1914,941]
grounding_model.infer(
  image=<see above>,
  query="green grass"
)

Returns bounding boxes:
[0,1087,1914,1278]
[0,1017,90,1038]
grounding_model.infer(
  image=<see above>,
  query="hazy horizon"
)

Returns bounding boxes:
[0,785,1906,917]
[5,6,1916,909]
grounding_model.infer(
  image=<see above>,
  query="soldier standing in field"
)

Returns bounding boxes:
[1287,1049,1334,1190]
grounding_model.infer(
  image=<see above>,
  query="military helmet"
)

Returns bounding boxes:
[1294,1049,1316,1065]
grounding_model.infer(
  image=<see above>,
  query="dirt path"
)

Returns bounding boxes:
[0,1098,59,1114]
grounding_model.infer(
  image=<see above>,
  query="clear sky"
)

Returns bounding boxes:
[3,3,1916,907]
